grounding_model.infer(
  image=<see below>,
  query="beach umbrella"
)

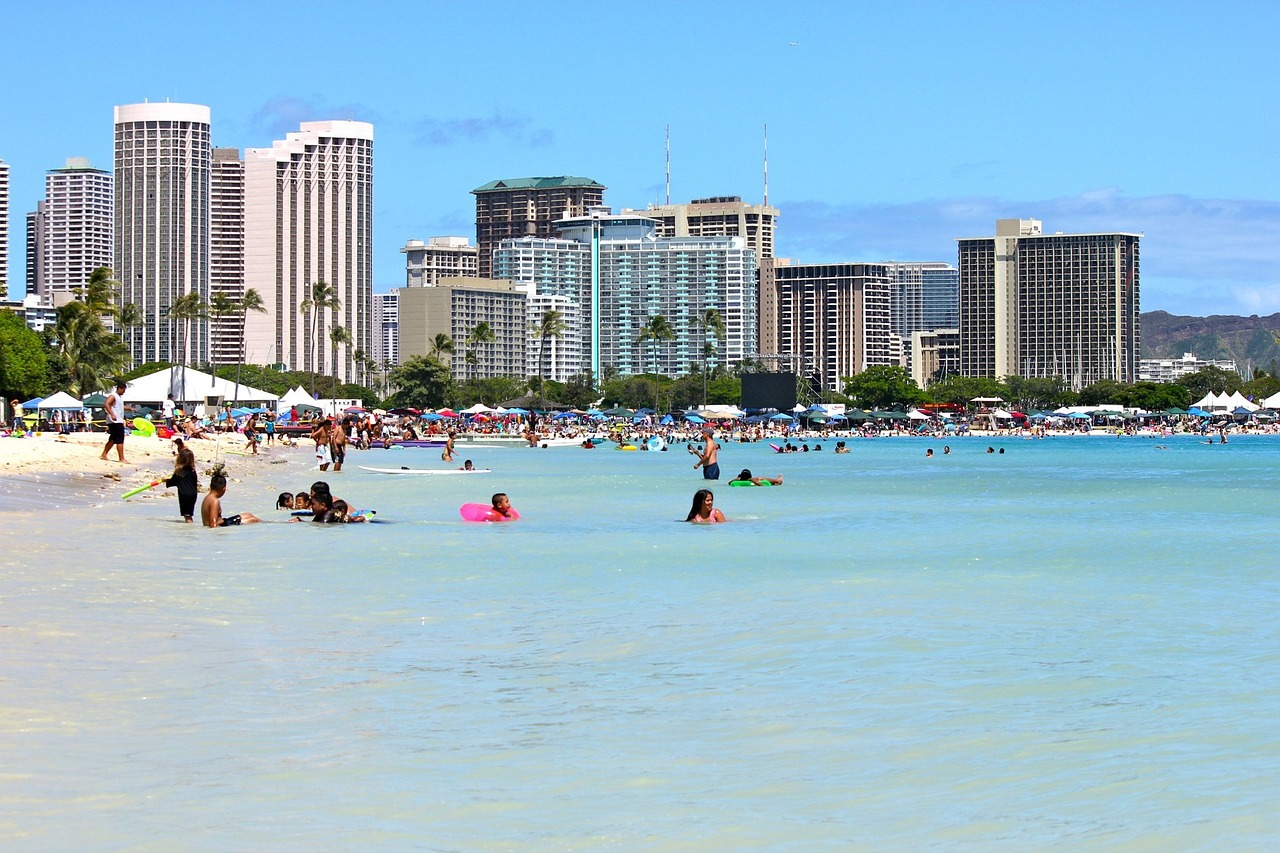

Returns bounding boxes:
[343,406,366,414]
[436,408,458,418]
[659,414,674,425]
[602,406,634,417]
[827,413,847,422]
[82,393,106,407]
[684,413,706,424]
[846,408,870,421]
[770,413,794,421]
[420,412,445,421]
[1069,412,1092,420]
[505,407,530,415]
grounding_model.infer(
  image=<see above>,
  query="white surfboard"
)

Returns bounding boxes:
[358,466,491,475]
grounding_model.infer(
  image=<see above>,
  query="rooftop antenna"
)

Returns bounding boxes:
[665,124,671,205]
[763,123,769,207]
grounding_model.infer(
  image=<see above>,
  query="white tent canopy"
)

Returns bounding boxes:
[1262,390,1280,409]
[37,391,84,410]
[278,386,316,409]
[461,403,494,414]
[698,405,745,419]
[111,367,278,408]
[1224,390,1259,412]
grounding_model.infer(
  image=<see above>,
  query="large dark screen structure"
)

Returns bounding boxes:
[741,372,797,411]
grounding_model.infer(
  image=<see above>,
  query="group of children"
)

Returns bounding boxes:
[276,481,372,523]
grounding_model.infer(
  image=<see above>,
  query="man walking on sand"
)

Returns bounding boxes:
[100,381,129,463]
[690,427,720,480]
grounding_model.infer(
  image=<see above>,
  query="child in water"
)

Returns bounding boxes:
[166,439,199,523]
[686,489,726,523]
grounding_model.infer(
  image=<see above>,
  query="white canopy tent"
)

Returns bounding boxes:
[1224,391,1259,412]
[1262,390,1280,409]
[111,367,278,410]
[278,386,315,410]
[37,391,85,410]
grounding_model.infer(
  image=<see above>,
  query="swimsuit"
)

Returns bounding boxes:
[702,462,720,480]
[218,514,242,527]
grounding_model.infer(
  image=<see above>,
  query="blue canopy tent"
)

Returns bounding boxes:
[684,413,706,424]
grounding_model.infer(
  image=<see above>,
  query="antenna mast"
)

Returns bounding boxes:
[763,123,769,207]
[665,124,671,205]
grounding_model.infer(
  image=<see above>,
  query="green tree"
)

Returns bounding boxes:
[842,365,926,410]
[165,291,208,402]
[543,373,598,409]
[1122,381,1191,411]
[429,333,455,364]
[1175,365,1242,401]
[1243,369,1280,403]
[637,314,675,411]
[925,375,1009,408]
[299,281,341,397]
[0,312,50,400]
[690,307,726,408]
[1002,375,1073,411]
[232,289,266,405]
[466,322,495,381]
[1076,379,1129,406]
[329,325,353,381]
[208,293,238,370]
[536,309,566,384]
[386,355,453,409]
[53,301,130,396]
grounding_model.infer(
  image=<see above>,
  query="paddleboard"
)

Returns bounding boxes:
[459,503,520,522]
[359,466,490,475]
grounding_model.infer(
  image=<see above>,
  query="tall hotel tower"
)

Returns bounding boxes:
[957,218,1140,388]
[113,102,212,366]
[209,148,245,367]
[0,159,10,298]
[473,177,605,278]
[35,158,113,305]
[243,121,373,383]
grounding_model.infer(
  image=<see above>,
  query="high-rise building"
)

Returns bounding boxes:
[398,278,526,379]
[493,208,757,379]
[0,159,10,299]
[884,261,958,339]
[957,218,1140,388]
[371,290,399,367]
[26,202,45,301]
[209,148,245,367]
[114,102,212,367]
[473,176,605,278]
[629,196,779,356]
[401,236,478,286]
[243,121,373,383]
[774,263,895,392]
[37,158,113,306]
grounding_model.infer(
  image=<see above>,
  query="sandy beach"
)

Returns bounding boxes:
[0,431,303,511]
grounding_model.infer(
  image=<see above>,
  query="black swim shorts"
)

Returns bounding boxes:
[218,514,242,527]
[703,462,720,480]
[107,422,126,444]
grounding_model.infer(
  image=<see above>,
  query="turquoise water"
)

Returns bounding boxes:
[2,436,1278,850]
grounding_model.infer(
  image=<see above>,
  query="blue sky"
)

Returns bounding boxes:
[3,0,1279,316]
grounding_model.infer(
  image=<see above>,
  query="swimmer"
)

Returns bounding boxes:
[943,446,951,455]
[834,441,849,454]
[276,491,295,510]
[686,488,726,523]
[459,459,475,471]
[442,431,456,462]
[925,448,934,457]
[201,473,261,527]
[489,492,516,520]
[729,468,783,487]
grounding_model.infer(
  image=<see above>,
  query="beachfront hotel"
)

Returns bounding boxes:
[242,120,374,383]
[209,148,245,368]
[27,158,113,307]
[473,177,606,279]
[772,262,896,392]
[400,236,479,287]
[397,277,526,380]
[623,196,780,357]
[113,102,212,367]
[0,159,10,299]
[957,218,1141,388]
[492,208,757,380]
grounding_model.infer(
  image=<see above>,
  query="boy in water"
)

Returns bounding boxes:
[201,473,261,527]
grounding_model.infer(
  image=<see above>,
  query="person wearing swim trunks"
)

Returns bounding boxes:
[99,381,129,463]
[729,468,782,486]
[690,428,719,480]
[329,418,347,472]
[201,472,261,527]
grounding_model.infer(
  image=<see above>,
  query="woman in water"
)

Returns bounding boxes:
[686,488,726,524]
[166,439,199,523]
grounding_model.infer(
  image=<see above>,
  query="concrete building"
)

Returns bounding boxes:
[114,102,212,366]
[493,208,757,380]
[25,202,44,300]
[35,158,114,306]
[398,277,526,380]
[773,263,895,393]
[473,176,605,278]
[910,328,961,388]
[957,218,1141,388]
[629,196,779,356]
[401,236,478,287]
[0,159,10,298]
[371,290,399,367]
[885,261,958,339]
[1138,352,1238,383]
[526,291,582,382]
[209,148,245,367]
[243,120,374,383]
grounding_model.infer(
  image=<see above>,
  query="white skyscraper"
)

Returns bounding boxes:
[210,148,246,367]
[0,159,10,298]
[113,102,212,366]
[243,121,373,383]
[39,158,113,305]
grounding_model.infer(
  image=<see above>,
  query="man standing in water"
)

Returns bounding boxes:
[690,427,720,480]
[99,381,129,463]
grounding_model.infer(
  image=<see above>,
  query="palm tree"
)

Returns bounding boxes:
[429,333,456,365]
[233,289,266,405]
[637,314,675,413]
[690,308,726,408]
[536,308,566,386]
[352,349,369,388]
[166,291,208,404]
[329,325,353,385]
[299,281,341,398]
[466,322,495,381]
[53,302,130,396]
[208,293,238,371]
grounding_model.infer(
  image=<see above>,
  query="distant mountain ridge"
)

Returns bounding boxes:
[1140,310,1280,375]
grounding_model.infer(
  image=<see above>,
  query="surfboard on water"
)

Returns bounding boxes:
[358,466,491,475]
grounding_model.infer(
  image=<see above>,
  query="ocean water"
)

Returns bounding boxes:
[2,435,1278,850]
